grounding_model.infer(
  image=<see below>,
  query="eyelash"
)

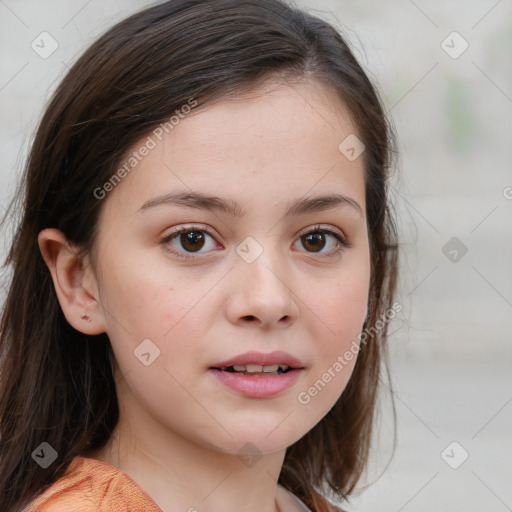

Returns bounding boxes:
[160,224,350,261]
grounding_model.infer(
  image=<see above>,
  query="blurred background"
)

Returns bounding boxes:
[0,1,511,510]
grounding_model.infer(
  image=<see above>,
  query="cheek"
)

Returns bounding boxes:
[310,261,369,347]
[97,252,211,385]
[97,247,188,335]
[298,262,369,409]
[116,357,234,450]
[296,302,363,419]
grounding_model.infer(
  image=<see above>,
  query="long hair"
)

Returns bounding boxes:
[0,1,399,511]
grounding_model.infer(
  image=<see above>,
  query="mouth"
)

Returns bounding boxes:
[213,364,295,376]
[210,350,304,374]
[208,350,304,398]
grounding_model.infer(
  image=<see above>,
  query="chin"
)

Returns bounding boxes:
[203,421,307,457]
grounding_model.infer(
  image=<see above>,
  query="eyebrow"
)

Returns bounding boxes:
[138,190,363,218]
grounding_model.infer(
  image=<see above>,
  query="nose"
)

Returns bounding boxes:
[225,241,299,329]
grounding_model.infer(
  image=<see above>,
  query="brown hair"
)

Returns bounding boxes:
[0,1,399,511]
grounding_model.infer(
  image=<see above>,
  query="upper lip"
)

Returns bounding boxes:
[211,350,304,369]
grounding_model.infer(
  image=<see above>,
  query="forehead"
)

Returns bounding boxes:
[170,79,358,151]
[101,80,365,219]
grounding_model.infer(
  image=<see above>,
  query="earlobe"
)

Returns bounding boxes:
[37,228,107,335]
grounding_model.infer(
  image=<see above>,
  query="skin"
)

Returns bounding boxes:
[38,79,370,512]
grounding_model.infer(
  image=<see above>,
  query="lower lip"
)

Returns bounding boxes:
[208,368,303,398]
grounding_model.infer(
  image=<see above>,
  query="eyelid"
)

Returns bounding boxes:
[161,223,350,260]
[160,224,220,261]
[296,224,349,245]
[162,223,217,240]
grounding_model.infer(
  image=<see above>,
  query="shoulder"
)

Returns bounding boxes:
[23,456,162,512]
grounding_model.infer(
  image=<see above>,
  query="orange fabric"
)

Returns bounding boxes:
[24,455,342,512]
[24,456,163,512]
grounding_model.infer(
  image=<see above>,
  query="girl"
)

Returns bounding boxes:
[0,1,399,511]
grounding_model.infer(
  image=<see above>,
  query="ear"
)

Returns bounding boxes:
[37,228,107,335]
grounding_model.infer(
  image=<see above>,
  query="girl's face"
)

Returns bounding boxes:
[88,80,370,456]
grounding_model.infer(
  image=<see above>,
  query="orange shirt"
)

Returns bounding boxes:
[24,456,162,512]
[23,456,328,512]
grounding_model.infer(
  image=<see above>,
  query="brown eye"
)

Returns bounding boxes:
[294,226,349,258]
[161,226,218,260]
[179,230,206,252]
[301,232,327,253]
[162,224,349,261]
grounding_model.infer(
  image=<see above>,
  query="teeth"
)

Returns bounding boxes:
[228,364,290,373]
[245,364,263,373]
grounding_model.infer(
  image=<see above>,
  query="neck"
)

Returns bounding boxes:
[86,380,289,512]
